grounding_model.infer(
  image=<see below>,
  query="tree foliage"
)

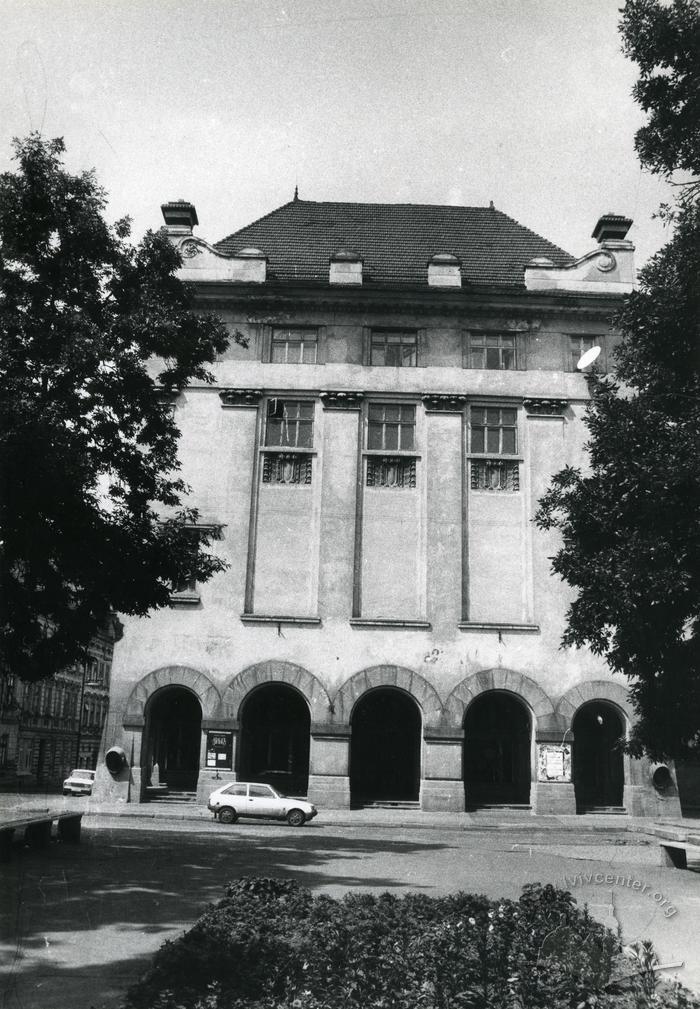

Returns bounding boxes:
[620,0,700,183]
[536,1,700,759]
[0,134,238,682]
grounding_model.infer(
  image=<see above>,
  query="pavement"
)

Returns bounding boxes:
[1,796,699,1009]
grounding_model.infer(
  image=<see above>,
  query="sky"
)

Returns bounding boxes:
[0,0,676,267]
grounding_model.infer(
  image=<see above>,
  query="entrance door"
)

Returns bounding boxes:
[573,702,625,809]
[463,692,531,806]
[350,688,421,804]
[238,684,310,795]
[146,687,202,791]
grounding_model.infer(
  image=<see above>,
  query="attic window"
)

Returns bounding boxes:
[428,253,461,287]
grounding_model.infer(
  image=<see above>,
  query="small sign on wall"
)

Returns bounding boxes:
[537,743,572,782]
[206,731,233,770]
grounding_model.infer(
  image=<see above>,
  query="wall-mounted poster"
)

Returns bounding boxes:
[537,743,572,782]
[206,730,233,770]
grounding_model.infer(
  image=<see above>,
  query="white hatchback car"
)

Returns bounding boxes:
[208,781,317,827]
[62,769,95,796]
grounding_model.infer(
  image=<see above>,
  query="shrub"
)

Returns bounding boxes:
[124,878,698,1009]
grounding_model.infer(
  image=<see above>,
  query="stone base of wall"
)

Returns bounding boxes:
[308,774,350,808]
[624,784,682,818]
[421,779,465,812]
[92,764,133,804]
[531,781,576,816]
[197,770,237,804]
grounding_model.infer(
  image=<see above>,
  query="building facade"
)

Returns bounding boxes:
[0,626,116,790]
[94,197,681,816]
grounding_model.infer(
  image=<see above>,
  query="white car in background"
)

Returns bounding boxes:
[208,781,317,826]
[62,769,95,796]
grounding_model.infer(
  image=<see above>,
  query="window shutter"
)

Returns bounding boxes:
[516,332,527,371]
[362,327,372,366]
[317,326,327,365]
[462,330,471,369]
[261,325,272,363]
[417,328,428,367]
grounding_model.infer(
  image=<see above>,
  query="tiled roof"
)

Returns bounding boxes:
[215,199,574,288]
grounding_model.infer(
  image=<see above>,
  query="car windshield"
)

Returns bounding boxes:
[71,771,94,779]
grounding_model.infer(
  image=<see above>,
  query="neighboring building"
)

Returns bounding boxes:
[94,196,681,817]
[0,626,116,790]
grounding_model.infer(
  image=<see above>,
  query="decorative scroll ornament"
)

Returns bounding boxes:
[180,239,202,259]
[596,252,616,273]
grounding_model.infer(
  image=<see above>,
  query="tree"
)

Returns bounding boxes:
[0,134,240,682]
[535,0,700,760]
[619,0,700,185]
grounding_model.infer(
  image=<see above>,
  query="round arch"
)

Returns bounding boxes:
[555,680,633,731]
[123,665,221,726]
[444,668,556,732]
[462,690,532,806]
[333,665,443,729]
[221,660,331,723]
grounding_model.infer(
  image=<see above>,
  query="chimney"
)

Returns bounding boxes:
[591,214,633,244]
[161,200,199,236]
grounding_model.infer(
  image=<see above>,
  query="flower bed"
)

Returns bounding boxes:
[124,878,697,1009]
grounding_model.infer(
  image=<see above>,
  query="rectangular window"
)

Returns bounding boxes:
[569,335,604,372]
[469,406,519,492]
[367,404,415,452]
[370,331,417,367]
[265,400,314,449]
[468,333,516,370]
[470,406,518,455]
[270,327,318,364]
[170,526,219,600]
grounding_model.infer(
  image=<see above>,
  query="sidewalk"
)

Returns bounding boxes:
[3,791,697,837]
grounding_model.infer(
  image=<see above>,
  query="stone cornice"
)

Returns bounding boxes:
[422,393,469,413]
[218,388,263,408]
[523,397,569,416]
[320,391,364,411]
[190,283,624,322]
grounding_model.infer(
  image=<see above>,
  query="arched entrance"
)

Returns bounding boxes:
[238,684,310,795]
[573,701,625,810]
[350,688,421,805]
[145,687,202,791]
[463,692,531,807]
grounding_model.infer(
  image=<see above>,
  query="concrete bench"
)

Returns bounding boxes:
[0,809,83,861]
[658,840,700,870]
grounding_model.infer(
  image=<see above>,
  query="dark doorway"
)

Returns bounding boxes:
[145,687,202,791]
[463,692,531,806]
[350,688,421,804]
[239,685,310,796]
[573,702,625,810]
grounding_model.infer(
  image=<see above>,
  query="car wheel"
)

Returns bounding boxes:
[218,807,237,825]
[63,790,69,795]
[287,808,306,827]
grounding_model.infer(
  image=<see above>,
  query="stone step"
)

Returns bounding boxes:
[147,790,197,803]
[354,800,421,810]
